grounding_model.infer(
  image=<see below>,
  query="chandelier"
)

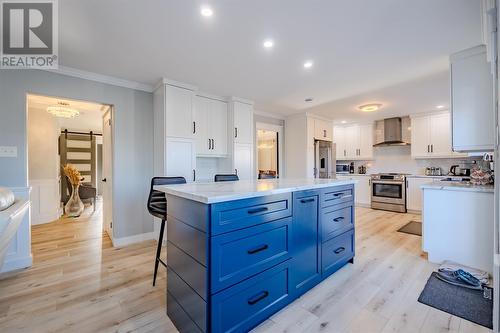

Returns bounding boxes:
[47,102,79,118]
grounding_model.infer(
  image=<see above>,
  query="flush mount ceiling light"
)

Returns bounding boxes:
[200,6,213,17]
[303,60,313,69]
[263,39,274,49]
[47,102,79,118]
[358,103,382,112]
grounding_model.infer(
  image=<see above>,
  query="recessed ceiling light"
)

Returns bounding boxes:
[358,103,382,112]
[200,6,213,17]
[305,98,313,102]
[341,120,347,124]
[303,61,313,69]
[436,105,445,109]
[263,39,274,49]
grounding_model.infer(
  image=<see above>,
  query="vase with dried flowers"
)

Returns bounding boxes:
[63,164,84,217]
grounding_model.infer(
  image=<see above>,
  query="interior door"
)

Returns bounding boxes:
[102,109,113,240]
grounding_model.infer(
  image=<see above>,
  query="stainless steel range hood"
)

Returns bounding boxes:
[373,117,411,147]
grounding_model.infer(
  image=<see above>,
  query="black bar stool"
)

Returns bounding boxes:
[147,176,186,286]
[214,174,239,182]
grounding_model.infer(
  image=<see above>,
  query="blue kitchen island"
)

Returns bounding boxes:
[156,178,356,333]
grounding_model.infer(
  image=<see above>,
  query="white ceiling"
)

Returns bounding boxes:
[58,0,482,115]
[28,95,108,132]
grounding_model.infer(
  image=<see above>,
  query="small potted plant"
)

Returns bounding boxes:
[63,164,84,217]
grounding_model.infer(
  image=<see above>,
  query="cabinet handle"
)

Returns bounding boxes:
[334,247,346,254]
[193,169,196,182]
[368,179,371,186]
[344,149,346,156]
[333,193,343,198]
[427,145,430,153]
[235,127,238,138]
[333,217,345,222]
[247,244,269,254]
[193,121,196,134]
[300,198,315,203]
[247,207,269,214]
[431,144,433,153]
[212,139,215,150]
[247,291,269,305]
[208,139,211,150]
[235,168,238,175]
[323,129,327,137]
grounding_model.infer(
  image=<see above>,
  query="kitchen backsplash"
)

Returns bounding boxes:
[340,145,484,175]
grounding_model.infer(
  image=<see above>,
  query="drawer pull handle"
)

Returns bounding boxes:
[247,207,269,214]
[247,244,269,254]
[247,291,269,305]
[333,217,345,222]
[334,247,346,254]
[333,193,343,198]
[300,198,315,203]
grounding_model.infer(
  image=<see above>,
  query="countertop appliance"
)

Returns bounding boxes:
[336,163,350,175]
[371,173,407,213]
[425,167,442,176]
[314,140,336,179]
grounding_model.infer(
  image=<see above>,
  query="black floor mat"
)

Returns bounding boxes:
[397,221,422,236]
[418,272,493,329]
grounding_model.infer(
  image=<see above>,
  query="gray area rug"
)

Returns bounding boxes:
[397,220,422,236]
[418,272,493,329]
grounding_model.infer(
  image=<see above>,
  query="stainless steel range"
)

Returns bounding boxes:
[371,173,407,213]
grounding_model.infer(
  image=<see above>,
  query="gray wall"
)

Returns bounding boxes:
[0,70,154,239]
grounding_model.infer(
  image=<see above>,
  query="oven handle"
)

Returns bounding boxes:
[371,180,405,185]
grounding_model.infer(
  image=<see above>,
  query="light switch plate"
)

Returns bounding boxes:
[0,146,18,157]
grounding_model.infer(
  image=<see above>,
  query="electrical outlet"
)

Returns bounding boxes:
[0,146,18,157]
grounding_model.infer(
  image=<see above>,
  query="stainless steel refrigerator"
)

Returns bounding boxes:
[314,140,336,179]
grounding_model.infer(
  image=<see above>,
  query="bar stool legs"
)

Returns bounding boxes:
[153,219,167,286]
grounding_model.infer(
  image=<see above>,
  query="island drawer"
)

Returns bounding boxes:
[211,193,292,235]
[321,204,353,242]
[321,185,354,208]
[211,261,291,333]
[322,229,354,277]
[211,217,291,293]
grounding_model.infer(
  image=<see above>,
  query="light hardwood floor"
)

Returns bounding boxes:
[0,205,491,333]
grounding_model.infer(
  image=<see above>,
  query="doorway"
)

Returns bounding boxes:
[26,94,114,241]
[255,123,283,179]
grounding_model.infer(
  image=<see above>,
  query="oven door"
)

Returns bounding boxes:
[371,180,405,205]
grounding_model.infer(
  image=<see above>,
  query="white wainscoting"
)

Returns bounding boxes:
[29,178,62,225]
[1,187,33,273]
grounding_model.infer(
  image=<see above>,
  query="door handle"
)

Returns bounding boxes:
[102,178,107,182]
[247,291,269,305]
[247,244,269,254]
[247,207,269,214]
[334,247,346,254]
[300,198,315,203]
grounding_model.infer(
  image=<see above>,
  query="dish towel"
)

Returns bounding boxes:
[0,187,15,211]
[439,260,490,285]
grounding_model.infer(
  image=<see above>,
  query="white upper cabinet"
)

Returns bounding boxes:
[233,101,254,144]
[450,45,494,152]
[165,84,194,139]
[313,118,333,141]
[411,112,466,159]
[334,123,373,160]
[193,95,228,157]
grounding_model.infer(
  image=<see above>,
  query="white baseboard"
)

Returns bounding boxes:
[0,254,32,273]
[112,232,155,248]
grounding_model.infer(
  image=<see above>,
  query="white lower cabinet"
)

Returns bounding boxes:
[165,137,196,182]
[234,143,254,180]
[406,177,443,212]
[336,175,371,207]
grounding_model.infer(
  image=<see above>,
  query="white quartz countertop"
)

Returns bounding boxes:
[156,178,357,204]
[421,181,494,193]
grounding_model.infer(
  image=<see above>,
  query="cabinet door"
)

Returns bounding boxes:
[165,137,196,182]
[358,124,373,160]
[333,126,346,160]
[410,116,430,158]
[193,96,210,155]
[165,85,194,139]
[234,102,254,144]
[451,45,494,152]
[406,178,431,211]
[291,191,321,297]
[314,119,332,141]
[429,113,452,157]
[210,100,228,156]
[354,176,371,206]
[234,143,254,180]
[344,125,359,159]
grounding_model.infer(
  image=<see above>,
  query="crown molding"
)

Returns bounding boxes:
[154,78,198,92]
[254,110,286,120]
[229,96,254,106]
[40,65,154,93]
